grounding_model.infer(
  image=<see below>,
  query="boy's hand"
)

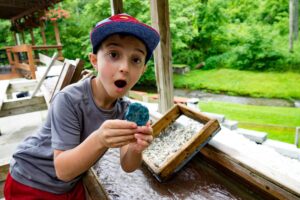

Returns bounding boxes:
[129,121,153,153]
[97,119,137,148]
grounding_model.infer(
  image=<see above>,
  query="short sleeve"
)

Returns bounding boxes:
[50,92,81,150]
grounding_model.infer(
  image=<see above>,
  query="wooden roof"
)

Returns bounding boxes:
[0,0,62,20]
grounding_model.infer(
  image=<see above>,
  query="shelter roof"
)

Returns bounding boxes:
[0,0,62,20]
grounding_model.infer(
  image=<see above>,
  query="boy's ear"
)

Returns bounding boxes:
[89,53,98,68]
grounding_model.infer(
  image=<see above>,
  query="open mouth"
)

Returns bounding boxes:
[114,80,127,88]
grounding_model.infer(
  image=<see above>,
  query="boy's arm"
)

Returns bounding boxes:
[54,131,107,182]
[54,120,138,182]
[120,123,153,172]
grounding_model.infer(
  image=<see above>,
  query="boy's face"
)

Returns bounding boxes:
[89,34,147,99]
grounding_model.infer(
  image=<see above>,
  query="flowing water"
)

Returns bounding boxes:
[93,148,265,200]
[174,89,296,107]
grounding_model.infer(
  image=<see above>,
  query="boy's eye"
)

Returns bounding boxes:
[110,52,118,58]
[132,57,142,64]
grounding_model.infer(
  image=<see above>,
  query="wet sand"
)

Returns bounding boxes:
[93,148,265,200]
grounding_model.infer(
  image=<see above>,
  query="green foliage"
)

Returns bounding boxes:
[199,101,300,144]
[0,20,14,46]
[0,0,299,74]
[259,0,288,25]
[136,60,156,87]
[173,68,300,99]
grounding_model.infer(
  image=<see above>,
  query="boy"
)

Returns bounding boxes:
[4,13,160,199]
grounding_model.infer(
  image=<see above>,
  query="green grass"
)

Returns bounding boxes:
[173,69,300,100]
[198,101,300,144]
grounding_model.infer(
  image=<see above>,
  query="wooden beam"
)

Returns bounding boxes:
[31,52,58,97]
[150,0,174,114]
[21,31,25,44]
[10,7,41,21]
[110,0,123,15]
[0,96,47,117]
[30,28,35,45]
[13,32,17,45]
[200,145,300,199]
[289,0,294,52]
[83,169,109,200]
[40,22,47,45]
[52,20,61,45]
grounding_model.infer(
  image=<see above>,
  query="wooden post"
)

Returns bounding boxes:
[296,127,300,148]
[52,20,61,45]
[110,0,123,15]
[13,32,17,45]
[289,0,294,52]
[52,20,63,59]
[150,0,174,114]
[21,31,25,44]
[40,22,47,45]
[294,0,299,40]
[30,28,35,45]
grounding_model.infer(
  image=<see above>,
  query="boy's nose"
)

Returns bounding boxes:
[119,60,129,74]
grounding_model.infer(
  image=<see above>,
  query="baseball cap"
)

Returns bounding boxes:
[90,13,160,63]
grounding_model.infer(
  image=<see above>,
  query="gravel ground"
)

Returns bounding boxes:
[143,116,204,168]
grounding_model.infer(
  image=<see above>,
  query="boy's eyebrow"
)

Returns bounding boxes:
[106,42,146,55]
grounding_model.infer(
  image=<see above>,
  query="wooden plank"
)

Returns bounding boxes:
[150,0,173,113]
[14,62,30,71]
[31,53,58,97]
[83,169,109,200]
[11,44,36,79]
[70,59,84,84]
[11,44,31,53]
[200,145,300,200]
[49,62,75,103]
[151,104,180,137]
[110,0,123,15]
[179,104,211,123]
[144,104,221,181]
[49,59,84,103]
[6,79,37,94]
[0,96,47,117]
[38,53,62,66]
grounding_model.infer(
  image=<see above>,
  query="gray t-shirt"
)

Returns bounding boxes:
[10,76,130,194]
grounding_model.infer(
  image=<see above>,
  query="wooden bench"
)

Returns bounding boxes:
[10,44,36,79]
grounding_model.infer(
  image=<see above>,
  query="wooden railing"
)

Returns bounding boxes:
[3,44,64,79]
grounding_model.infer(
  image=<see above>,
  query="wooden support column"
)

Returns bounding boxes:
[40,22,47,45]
[52,20,61,45]
[150,0,174,114]
[30,29,35,45]
[52,20,63,59]
[21,31,25,44]
[289,0,294,52]
[110,0,123,15]
[12,32,17,45]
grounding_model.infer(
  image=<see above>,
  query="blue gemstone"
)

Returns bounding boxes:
[125,102,149,126]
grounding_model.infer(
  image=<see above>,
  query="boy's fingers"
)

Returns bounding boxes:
[136,126,153,135]
[104,120,137,129]
[106,135,135,146]
[134,133,153,143]
[107,129,137,136]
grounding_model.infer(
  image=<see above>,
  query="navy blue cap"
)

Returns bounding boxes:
[90,13,160,63]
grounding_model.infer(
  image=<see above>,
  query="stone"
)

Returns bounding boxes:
[263,139,300,160]
[222,119,238,130]
[125,102,149,126]
[236,128,267,144]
